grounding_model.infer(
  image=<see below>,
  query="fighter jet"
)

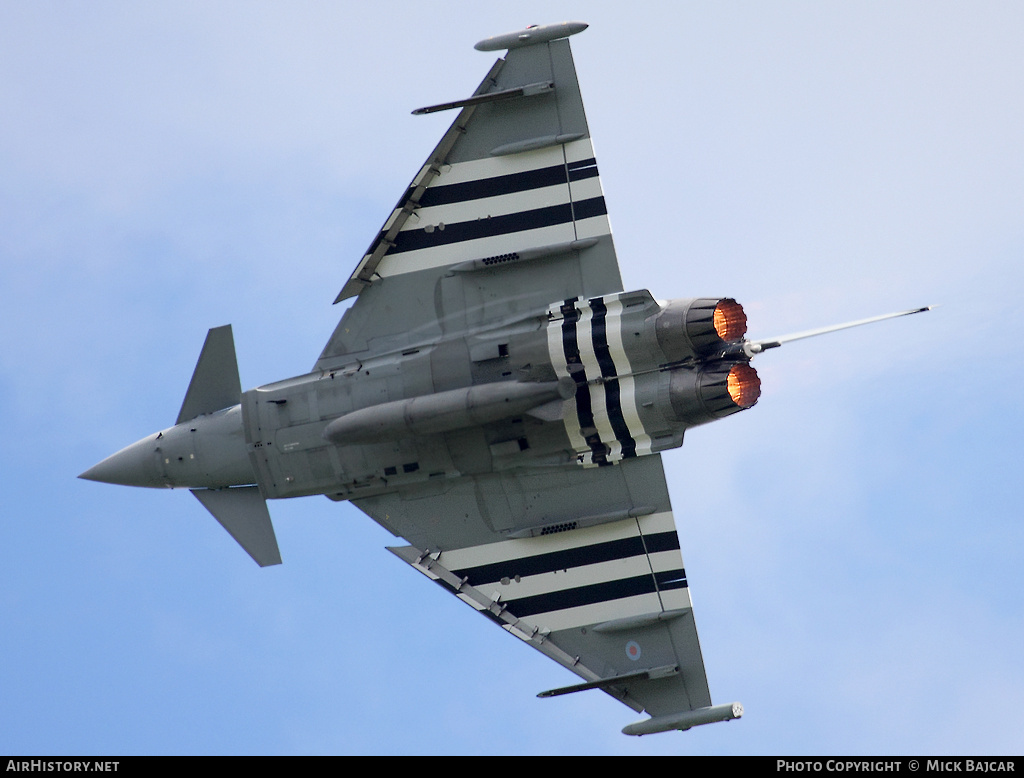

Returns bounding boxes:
[80,22,929,736]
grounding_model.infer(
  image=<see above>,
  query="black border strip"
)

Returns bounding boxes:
[502,569,688,619]
[418,163,568,208]
[590,297,638,458]
[567,158,600,182]
[416,158,600,208]
[451,530,681,585]
[559,299,609,466]
[390,196,608,254]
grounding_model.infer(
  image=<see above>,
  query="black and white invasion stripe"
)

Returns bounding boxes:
[435,511,691,632]
[373,138,612,278]
[546,292,653,467]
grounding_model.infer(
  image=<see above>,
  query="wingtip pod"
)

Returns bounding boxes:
[622,702,744,736]
[474,21,588,52]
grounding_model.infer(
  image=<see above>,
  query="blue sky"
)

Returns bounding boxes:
[2,1,1022,755]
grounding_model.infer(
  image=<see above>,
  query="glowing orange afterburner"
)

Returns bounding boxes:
[713,299,747,342]
[727,363,761,408]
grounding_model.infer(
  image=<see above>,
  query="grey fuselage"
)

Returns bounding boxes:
[97,291,758,503]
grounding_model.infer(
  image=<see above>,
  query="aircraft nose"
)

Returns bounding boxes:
[79,435,163,488]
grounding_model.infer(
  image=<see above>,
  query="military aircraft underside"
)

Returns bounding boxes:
[81,22,929,736]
